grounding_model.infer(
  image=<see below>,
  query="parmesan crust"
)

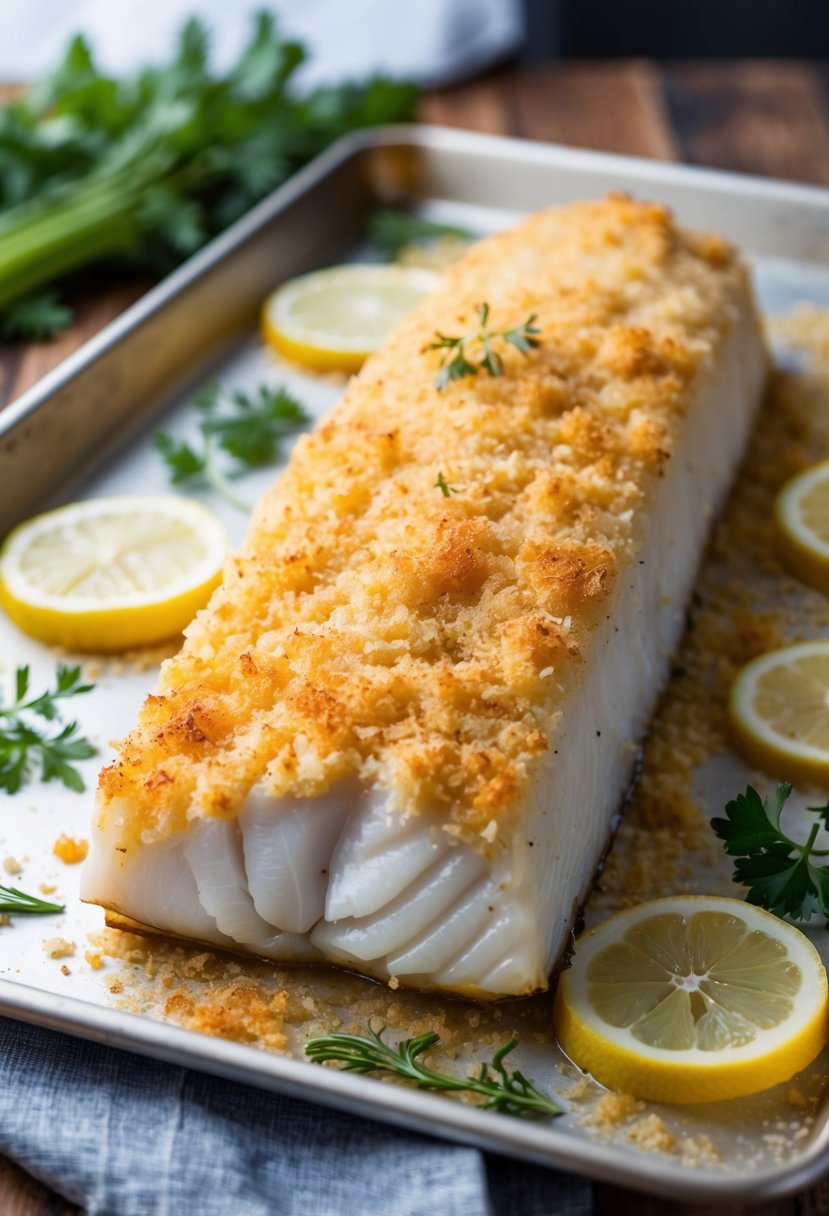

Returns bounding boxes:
[97,194,756,848]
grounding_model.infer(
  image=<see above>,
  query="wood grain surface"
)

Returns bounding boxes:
[2,59,829,1215]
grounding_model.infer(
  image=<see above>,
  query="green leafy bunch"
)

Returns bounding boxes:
[0,13,418,338]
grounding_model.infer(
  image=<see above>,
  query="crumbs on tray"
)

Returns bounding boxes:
[53,835,89,865]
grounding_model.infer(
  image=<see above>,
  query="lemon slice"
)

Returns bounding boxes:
[554,896,827,1104]
[775,459,829,594]
[728,641,829,785]
[0,496,226,652]
[262,264,439,372]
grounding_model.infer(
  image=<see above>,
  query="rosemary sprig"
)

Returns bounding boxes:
[155,379,309,512]
[305,1021,561,1119]
[427,303,541,390]
[0,884,64,914]
[0,665,96,794]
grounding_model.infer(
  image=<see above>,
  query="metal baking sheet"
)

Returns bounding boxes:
[1,126,829,1203]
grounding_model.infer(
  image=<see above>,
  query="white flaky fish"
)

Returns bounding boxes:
[82,195,767,999]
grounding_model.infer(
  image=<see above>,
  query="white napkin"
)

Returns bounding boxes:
[2,0,524,87]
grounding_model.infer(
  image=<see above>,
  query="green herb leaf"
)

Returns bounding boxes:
[368,208,474,260]
[427,304,541,391]
[0,15,418,318]
[305,1021,561,1120]
[0,291,73,341]
[156,379,308,511]
[434,471,459,498]
[712,783,829,921]
[0,665,96,794]
[0,884,64,914]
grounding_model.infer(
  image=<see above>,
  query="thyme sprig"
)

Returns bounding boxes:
[0,665,96,795]
[0,884,64,914]
[305,1021,561,1119]
[427,303,541,390]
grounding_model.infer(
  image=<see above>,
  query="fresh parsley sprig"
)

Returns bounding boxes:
[368,209,474,261]
[305,1021,561,1119]
[0,665,96,795]
[0,15,418,339]
[712,782,829,921]
[0,884,64,915]
[426,304,541,390]
[155,379,309,512]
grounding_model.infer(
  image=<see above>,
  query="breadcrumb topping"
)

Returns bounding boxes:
[97,195,751,848]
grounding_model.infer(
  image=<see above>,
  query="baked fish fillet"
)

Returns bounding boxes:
[82,195,767,999]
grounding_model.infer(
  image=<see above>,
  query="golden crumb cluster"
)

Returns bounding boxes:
[98,195,749,847]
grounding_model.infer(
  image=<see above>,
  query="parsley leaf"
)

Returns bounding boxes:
[0,665,96,794]
[0,15,417,322]
[0,291,73,341]
[712,783,829,922]
[155,379,308,512]
[368,209,474,261]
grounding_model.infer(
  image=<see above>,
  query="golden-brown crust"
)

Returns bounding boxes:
[97,195,753,848]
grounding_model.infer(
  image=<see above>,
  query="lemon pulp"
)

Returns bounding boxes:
[554,896,828,1103]
[728,641,829,785]
[775,458,829,594]
[262,264,439,372]
[0,496,227,652]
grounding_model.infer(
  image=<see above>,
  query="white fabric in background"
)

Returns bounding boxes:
[0,0,524,87]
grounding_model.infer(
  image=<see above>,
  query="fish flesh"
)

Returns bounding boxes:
[82,195,767,998]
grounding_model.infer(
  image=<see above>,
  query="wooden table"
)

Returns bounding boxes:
[2,59,829,1215]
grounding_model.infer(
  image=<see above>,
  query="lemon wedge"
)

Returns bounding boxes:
[0,496,226,652]
[775,459,829,594]
[262,264,439,372]
[554,896,827,1104]
[728,641,829,785]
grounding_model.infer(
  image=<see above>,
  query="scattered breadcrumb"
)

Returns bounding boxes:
[43,938,75,959]
[585,1091,644,1127]
[562,1076,595,1104]
[52,835,89,864]
[38,883,57,896]
[628,1114,676,1153]
[0,914,10,927]
[60,964,71,976]
[84,950,104,970]
[2,857,21,876]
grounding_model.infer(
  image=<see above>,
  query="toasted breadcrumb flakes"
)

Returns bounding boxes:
[586,1091,644,1126]
[52,835,88,865]
[85,951,104,970]
[2,857,21,875]
[60,964,71,976]
[628,1114,676,1153]
[43,938,75,959]
[38,883,57,896]
[95,196,752,850]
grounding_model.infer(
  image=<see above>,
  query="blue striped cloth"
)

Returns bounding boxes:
[0,1017,592,1216]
